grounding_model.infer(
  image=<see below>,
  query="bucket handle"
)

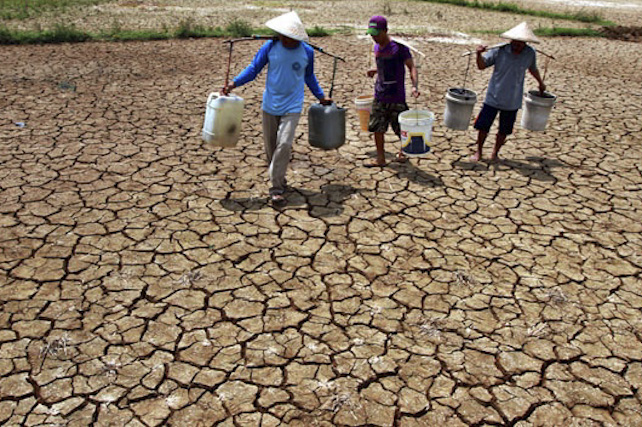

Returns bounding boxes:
[329,57,338,99]
[412,93,422,126]
[462,50,472,90]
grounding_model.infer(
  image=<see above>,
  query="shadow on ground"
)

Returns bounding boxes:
[453,156,566,182]
[389,160,445,187]
[219,183,360,216]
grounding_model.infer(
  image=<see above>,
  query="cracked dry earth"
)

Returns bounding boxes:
[1,32,642,426]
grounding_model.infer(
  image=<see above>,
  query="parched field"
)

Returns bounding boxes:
[1,1,642,426]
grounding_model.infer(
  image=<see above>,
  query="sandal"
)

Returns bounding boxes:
[395,152,408,163]
[270,194,286,206]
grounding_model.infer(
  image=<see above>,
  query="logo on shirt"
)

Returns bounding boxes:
[292,62,302,71]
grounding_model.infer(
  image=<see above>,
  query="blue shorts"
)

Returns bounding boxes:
[474,104,518,135]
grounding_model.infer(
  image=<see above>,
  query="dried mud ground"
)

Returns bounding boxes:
[2,3,642,426]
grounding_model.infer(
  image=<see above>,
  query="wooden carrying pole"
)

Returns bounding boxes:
[462,43,556,60]
[224,35,345,62]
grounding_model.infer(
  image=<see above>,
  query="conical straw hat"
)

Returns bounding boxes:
[265,11,309,42]
[500,22,540,43]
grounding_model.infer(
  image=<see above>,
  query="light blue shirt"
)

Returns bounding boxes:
[233,40,325,116]
[483,44,537,111]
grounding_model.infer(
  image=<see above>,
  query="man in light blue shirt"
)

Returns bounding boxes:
[223,11,331,206]
[471,22,546,162]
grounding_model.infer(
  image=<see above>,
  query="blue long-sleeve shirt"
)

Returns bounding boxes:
[233,40,325,116]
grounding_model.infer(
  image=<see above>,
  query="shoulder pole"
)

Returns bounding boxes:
[224,35,345,62]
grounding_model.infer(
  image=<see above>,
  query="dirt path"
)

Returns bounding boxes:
[1,2,642,425]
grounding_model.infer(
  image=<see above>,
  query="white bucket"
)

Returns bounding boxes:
[202,92,244,147]
[354,95,374,131]
[444,87,477,131]
[521,90,556,131]
[399,109,434,157]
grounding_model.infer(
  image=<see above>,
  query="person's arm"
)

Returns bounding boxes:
[304,45,331,104]
[528,50,546,94]
[221,41,271,94]
[529,68,546,95]
[476,45,488,70]
[404,57,420,98]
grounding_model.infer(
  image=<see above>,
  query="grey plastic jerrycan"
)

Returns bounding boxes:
[308,102,346,150]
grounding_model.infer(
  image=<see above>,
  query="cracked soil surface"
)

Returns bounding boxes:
[1,0,642,425]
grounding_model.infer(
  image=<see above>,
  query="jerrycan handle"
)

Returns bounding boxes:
[207,92,233,107]
[207,92,227,107]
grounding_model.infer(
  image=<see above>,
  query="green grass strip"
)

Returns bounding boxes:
[414,0,614,25]
[0,21,332,45]
[534,27,604,37]
[0,23,91,44]
[476,26,605,38]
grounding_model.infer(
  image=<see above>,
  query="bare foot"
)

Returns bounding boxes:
[470,152,482,162]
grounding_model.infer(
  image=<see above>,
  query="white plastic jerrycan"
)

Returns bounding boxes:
[202,92,244,147]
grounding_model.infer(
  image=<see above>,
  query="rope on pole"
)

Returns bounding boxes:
[223,35,345,62]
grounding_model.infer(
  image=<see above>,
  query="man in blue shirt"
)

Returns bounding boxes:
[471,22,546,162]
[222,11,331,206]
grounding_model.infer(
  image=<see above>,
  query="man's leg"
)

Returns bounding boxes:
[471,104,497,161]
[491,109,517,161]
[374,132,386,166]
[391,103,409,162]
[366,100,388,167]
[269,113,300,197]
[490,133,507,161]
[262,111,279,166]
[472,130,488,162]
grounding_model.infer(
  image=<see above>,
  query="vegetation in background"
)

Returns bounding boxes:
[225,19,254,38]
[0,23,90,44]
[308,26,331,37]
[415,0,614,25]
[534,27,603,37]
[1,0,111,20]
[476,26,605,38]
[0,20,333,45]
